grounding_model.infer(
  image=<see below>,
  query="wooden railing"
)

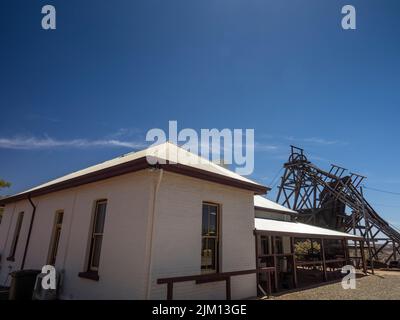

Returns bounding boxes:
[296,258,347,266]
[157,267,275,300]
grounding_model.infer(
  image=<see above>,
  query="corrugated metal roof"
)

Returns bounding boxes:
[254,195,297,214]
[2,142,268,204]
[254,218,362,240]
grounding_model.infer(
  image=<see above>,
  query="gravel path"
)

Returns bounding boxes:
[270,270,400,300]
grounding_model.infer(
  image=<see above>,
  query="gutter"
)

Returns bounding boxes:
[21,195,36,270]
[0,157,268,206]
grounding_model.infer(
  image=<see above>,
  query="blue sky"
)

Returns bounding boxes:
[1,1,400,227]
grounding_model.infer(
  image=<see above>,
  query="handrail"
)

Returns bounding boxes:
[296,258,347,266]
[157,267,275,300]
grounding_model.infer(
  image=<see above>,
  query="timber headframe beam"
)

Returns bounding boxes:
[276,146,400,265]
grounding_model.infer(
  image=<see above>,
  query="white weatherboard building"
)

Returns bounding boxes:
[0,142,362,299]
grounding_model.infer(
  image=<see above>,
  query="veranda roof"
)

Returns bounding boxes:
[254,195,297,215]
[254,218,363,241]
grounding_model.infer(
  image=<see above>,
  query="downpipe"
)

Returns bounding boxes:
[145,167,163,299]
[21,195,36,270]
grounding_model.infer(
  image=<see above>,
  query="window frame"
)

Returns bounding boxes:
[260,235,270,255]
[0,206,4,225]
[201,202,220,274]
[87,199,107,273]
[7,211,24,261]
[47,210,64,266]
[274,236,283,254]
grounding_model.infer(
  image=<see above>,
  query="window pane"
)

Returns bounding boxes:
[261,236,269,255]
[56,212,64,224]
[275,236,283,254]
[0,207,4,224]
[201,238,207,269]
[91,235,103,269]
[201,237,216,271]
[208,204,217,216]
[9,212,24,257]
[49,227,62,265]
[48,211,64,265]
[209,238,216,270]
[94,202,107,233]
[201,203,219,273]
[209,211,217,235]
[202,204,218,236]
[202,205,209,236]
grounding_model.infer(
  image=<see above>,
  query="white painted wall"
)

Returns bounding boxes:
[0,200,32,282]
[0,170,152,299]
[0,169,258,300]
[149,171,256,300]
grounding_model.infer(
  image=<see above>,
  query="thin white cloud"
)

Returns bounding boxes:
[307,154,332,163]
[254,143,279,152]
[0,136,146,150]
[107,127,143,139]
[285,136,345,146]
[302,137,339,145]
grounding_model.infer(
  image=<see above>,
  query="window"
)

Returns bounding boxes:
[260,236,270,255]
[88,200,107,272]
[274,236,283,254]
[8,212,24,260]
[47,211,64,265]
[0,206,4,224]
[201,203,219,273]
